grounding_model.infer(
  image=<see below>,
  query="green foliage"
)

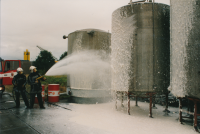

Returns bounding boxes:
[59,51,68,60]
[41,76,67,87]
[34,50,55,74]
[37,69,46,75]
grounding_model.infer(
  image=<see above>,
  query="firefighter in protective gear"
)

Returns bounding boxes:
[12,67,30,108]
[28,66,46,109]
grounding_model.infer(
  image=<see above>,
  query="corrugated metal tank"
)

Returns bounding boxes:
[111,2,170,94]
[67,29,111,99]
[170,0,200,98]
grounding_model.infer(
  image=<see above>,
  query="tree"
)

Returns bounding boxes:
[59,51,68,60]
[33,50,55,74]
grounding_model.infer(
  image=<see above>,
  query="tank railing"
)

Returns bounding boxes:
[115,91,156,117]
[178,97,200,132]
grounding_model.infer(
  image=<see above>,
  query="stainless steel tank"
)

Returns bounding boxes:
[67,29,111,101]
[111,2,170,93]
[68,29,111,55]
[170,0,200,99]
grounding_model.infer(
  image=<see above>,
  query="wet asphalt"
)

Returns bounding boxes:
[0,93,109,134]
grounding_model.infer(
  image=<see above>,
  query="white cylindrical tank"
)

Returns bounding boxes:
[67,29,111,101]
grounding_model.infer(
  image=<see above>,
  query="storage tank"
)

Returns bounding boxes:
[111,2,170,94]
[67,29,111,103]
[68,29,110,55]
[170,0,200,99]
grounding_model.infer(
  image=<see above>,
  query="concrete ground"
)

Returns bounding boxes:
[0,93,109,134]
[0,92,199,134]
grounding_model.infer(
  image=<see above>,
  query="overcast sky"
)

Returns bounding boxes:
[1,0,170,61]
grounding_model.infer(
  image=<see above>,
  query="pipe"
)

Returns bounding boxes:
[63,35,68,39]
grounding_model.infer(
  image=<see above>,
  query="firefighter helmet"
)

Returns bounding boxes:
[17,67,23,73]
[29,66,37,73]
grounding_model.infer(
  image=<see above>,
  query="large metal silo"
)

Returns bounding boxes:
[67,29,111,103]
[68,29,111,55]
[111,2,170,94]
[170,0,200,99]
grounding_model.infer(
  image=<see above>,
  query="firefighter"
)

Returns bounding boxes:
[28,66,46,109]
[12,67,30,108]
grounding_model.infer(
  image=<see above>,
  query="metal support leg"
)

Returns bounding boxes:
[194,101,199,132]
[187,100,190,115]
[135,96,138,106]
[121,92,124,107]
[127,92,130,115]
[149,93,153,118]
[189,100,194,119]
[115,91,117,110]
[163,92,170,115]
[152,96,157,109]
[166,92,169,110]
[179,98,182,124]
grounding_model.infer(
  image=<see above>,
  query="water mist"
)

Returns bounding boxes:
[46,50,111,91]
